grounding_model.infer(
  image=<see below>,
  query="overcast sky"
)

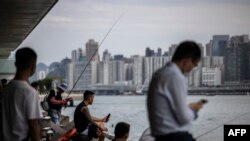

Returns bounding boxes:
[15,0,250,65]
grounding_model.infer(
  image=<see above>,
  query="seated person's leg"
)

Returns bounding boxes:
[95,122,108,131]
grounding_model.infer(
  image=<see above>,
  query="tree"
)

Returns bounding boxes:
[37,78,63,94]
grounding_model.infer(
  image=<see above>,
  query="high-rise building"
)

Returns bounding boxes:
[163,51,169,56]
[74,61,92,90]
[102,50,111,62]
[112,60,125,82]
[143,56,169,85]
[205,40,212,56]
[168,44,177,57]
[125,63,133,81]
[71,48,85,63]
[225,35,250,82]
[157,48,162,56]
[97,61,111,85]
[187,61,202,87]
[211,56,224,83]
[108,61,115,84]
[132,55,143,85]
[86,39,99,62]
[91,61,98,85]
[66,63,75,89]
[114,55,124,61]
[71,50,77,63]
[67,53,92,90]
[143,57,154,86]
[202,56,211,68]
[212,35,229,56]
[145,47,155,57]
[198,43,204,57]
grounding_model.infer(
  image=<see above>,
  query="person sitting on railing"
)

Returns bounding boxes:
[74,90,109,140]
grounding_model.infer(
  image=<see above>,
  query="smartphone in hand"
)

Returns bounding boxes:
[106,113,111,122]
[199,99,208,104]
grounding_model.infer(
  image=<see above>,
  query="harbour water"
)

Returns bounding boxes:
[61,95,250,141]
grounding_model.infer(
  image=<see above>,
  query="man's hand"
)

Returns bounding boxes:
[102,114,110,122]
[66,97,73,101]
[101,126,108,132]
[61,100,67,105]
[101,117,107,122]
[189,102,203,112]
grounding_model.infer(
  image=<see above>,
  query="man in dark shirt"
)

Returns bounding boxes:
[74,90,108,138]
[48,83,72,125]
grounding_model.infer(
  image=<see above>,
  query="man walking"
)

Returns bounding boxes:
[147,41,205,141]
[2,47,41,141]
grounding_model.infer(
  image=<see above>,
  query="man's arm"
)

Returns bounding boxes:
[26,90,42,141]
[48,90,67,105]
[50,97,67,105]
[81,107,104,130]
[92,116,105,122]
[28,119,40,141]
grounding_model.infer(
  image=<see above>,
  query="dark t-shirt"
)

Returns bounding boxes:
[74,101,90,133]
[48,90,62,111]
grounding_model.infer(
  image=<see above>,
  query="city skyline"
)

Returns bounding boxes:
[30,34,250,90]
[34,34,249,66]
[9,0,250,65]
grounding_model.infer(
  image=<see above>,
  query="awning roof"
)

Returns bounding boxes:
[0,0,58,59]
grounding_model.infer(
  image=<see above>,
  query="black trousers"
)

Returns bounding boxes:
[155,132,196,141]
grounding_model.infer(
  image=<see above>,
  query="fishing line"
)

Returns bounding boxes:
[195,111,250,139]
[65,13,124,99]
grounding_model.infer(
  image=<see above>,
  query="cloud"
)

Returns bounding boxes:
[19,0,250,65]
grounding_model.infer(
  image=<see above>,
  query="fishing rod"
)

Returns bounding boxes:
[65,13,124,99]
[195,111,250,139]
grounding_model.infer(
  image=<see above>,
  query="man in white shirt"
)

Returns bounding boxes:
[2,47,41,141]
[147,41,205,141]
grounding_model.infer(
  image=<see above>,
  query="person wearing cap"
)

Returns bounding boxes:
[2,48,41,141]
[47,83,72,125]
[74,90,109,139]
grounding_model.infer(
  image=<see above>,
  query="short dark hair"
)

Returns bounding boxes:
[15,47,37,69]
[114,122,130,138]
[83,90,95,100]
[171,41,201,62]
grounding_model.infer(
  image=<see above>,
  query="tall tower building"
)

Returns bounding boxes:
[102,50,111,62]
[225,35,250,82]
[157,48,162,56]
[71,48,85,63]
[132,55,143,85]
[169,44,177,57]
[212,35,229,57]
[205,40,212,56]
[145,47,155,57]
[86,39,99,62]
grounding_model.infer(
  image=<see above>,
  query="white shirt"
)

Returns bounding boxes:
[2,80,41,141]
[147,62,195,136]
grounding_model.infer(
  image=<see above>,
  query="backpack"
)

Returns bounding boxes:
[41,94,49,111]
